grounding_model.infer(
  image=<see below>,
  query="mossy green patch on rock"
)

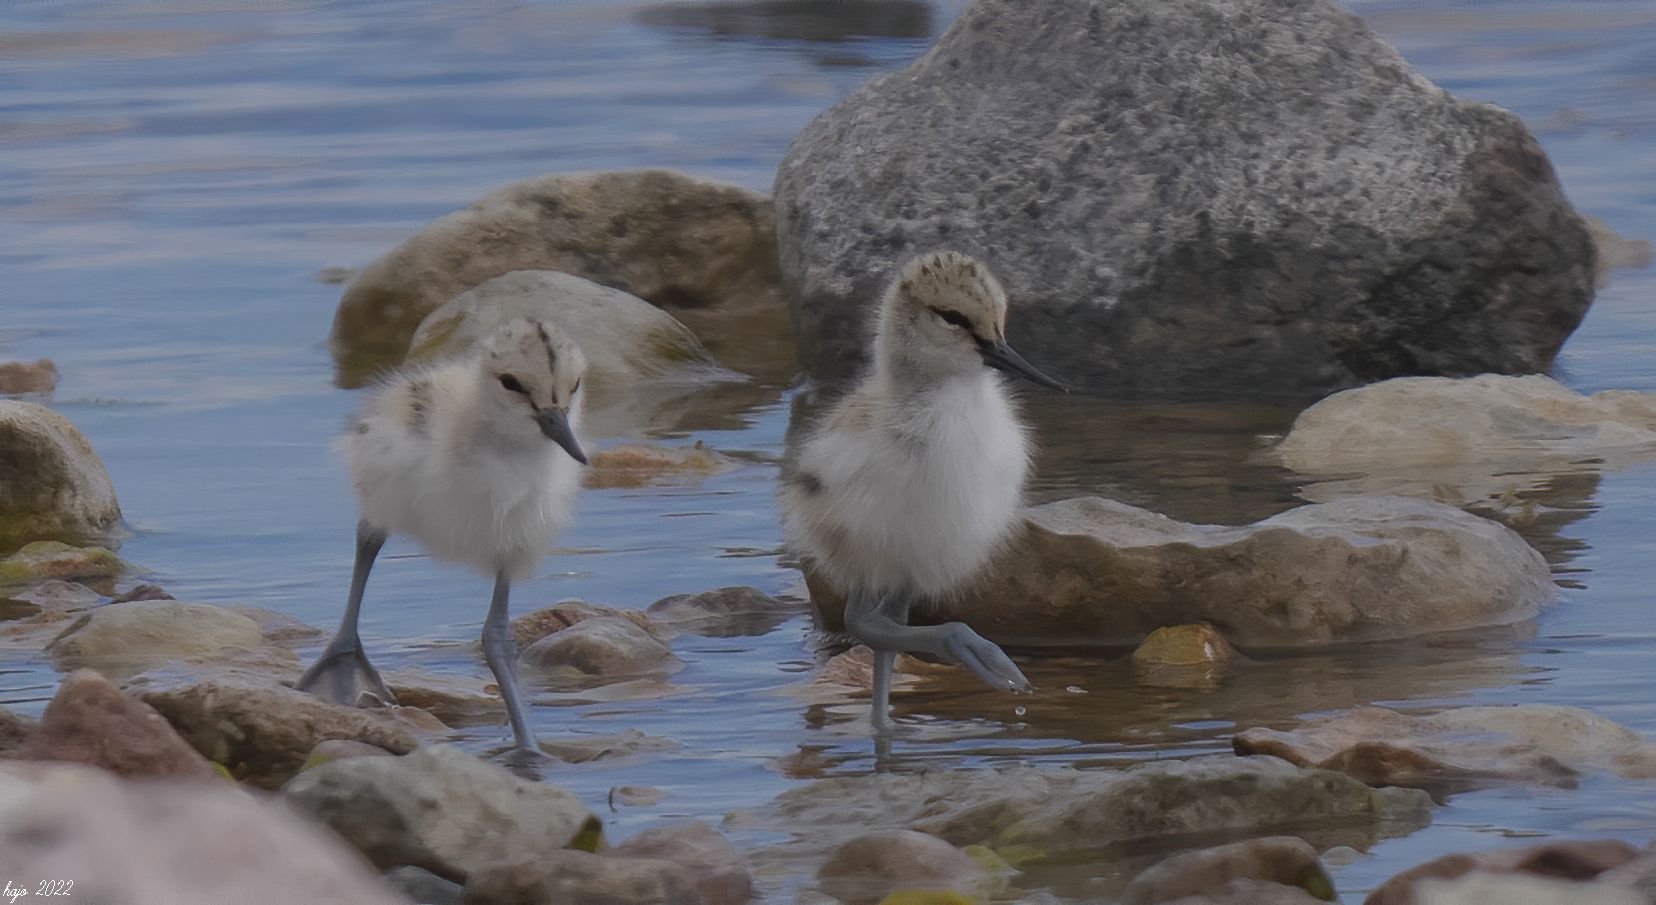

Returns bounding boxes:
[0,541,124,584]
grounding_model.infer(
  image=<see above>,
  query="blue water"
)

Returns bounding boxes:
[3,1,1656,901]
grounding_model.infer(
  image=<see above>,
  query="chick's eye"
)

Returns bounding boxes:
[929,306,973,331]
[497,374,528,395]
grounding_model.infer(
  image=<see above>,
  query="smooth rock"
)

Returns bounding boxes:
[586,442,736,490]
[0,359,58,395]
[1123,836,1335,905]
[384,670,504,725]
[540,728,679,765]
[0,540,123,584]
[0,762,409,904]
[610,821,754,905]
[774,0,1593,396]
[1366,839,1643,905]
[1235,704,1656,791]
[1279,375,1656,474]
[646,585,791,637]
[0,580,99,652]
[1133,624,1238,667]
[385,866,464,905]
[127,672,420,789]
[227,604,324,644]
[462,850,701,905]
[330,169,778,385]
[513,600,662,648]
[285,745,600,881]
[302,738,396,770]
[817,829,988,905]
[47,600,270,679]
[809,495,1553,648]
[610,785,666,807]
[0,400,120,548]
[739,756,1430,872]
[15,669,214,780]
[519,615,683,680]
[1163,879,1335,905]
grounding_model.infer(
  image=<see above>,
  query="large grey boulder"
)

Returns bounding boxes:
[0,401,120,549]
[774,0,1595,397]
[808,495,1554,648]
[329,169,779,386]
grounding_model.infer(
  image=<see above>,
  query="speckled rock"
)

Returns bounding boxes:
[284,745,599,882]
[0,401,120,548]
[14,669,215,780]
[817,830,989,905]
[0,761,409,904]
[585,442,736,490]
[462,850,700,905]
[1123,837,1336,905]
[519,615,683,680]
[1235,704,1656,790]
[329,169,779,386]
[809,495,1553,648]
[774,0,1594,396]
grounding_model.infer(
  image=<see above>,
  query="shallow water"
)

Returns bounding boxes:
[3,0,1656,901]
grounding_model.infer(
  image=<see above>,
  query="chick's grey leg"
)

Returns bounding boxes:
[298,521,395,706]
[483,570,540,753]
[846,589,1030,731]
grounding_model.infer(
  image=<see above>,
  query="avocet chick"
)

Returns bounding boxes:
[782,251,1065,731]
[298,318,589,754]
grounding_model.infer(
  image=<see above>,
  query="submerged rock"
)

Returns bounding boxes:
[127,671,422,789]
[14,669,215,780]
[0,401,120,548]
[817,829,990,905]
[609,821,754,905]
[739,756,1430,874]
[1366,839,1647,905]
[1234,704,1656,791]
[0,580,98,652]
[462,850,700,905]
[512,600,662,648]
[330,169,779,385]
[285,745,599,882]
[407,269,732,382]
[585,442,737,490]
[539,728,678,765]
[646,585,791,637]
[774,0,1594,396]
[0,359,59,395]
[0,540,123,584]
[809,495,1553,648]
[519,615,683,681]
[1122,836,1336,905]
[0,762,410,904]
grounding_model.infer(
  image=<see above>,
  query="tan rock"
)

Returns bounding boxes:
[1366,839,1642,905]
[329,169,779,386]
[647,585,791,638]
[519,615,683,681]
[15,669,214,780]
[1234,704,1656,790]
[1122,836,1335,905]
[0,762,410,905]
[0,541,123,584]
[817,829,988,905]
[462,850,700,905]
[809,495,1553,648]
[0,359,59,395]
[610,821,753,905]
[284,745,599,881]
[48,600,271,680]
[539,728,678,765]
[126,671,421,789]
[0,401,120,548]
[586,442,736,490]
[512,599,661,648]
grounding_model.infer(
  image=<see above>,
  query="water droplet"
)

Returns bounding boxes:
[1013,705,1027,717]
[1065,685,1087,694]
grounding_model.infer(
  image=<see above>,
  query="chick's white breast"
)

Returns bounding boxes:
[788,377,1029,596]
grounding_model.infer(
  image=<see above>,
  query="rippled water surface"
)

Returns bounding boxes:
[3,1,1656,901]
